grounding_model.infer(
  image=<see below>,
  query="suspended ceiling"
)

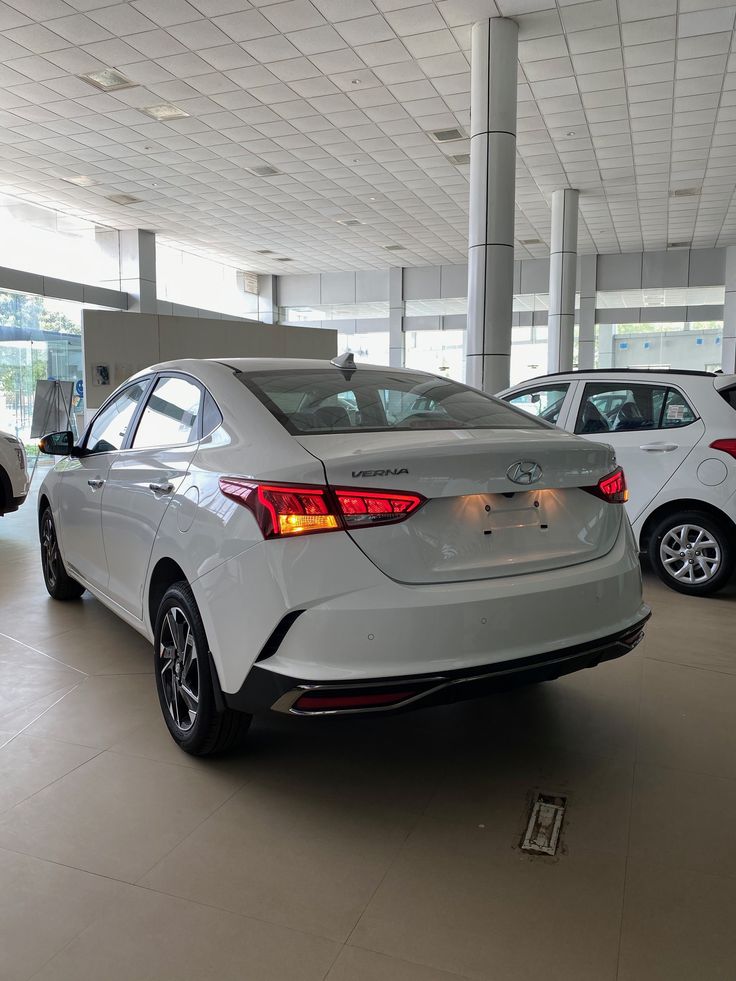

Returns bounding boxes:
[0,0,735,273]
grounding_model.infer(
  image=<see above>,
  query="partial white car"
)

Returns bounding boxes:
[37,358,649,755]
[500,369,736,595]
[0,429,29,516]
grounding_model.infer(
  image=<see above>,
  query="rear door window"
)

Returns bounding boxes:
[575,382,697,434]
[238,368,545,434]
[505,384,569,424]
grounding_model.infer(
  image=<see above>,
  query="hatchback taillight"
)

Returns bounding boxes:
[583,467,628,504]
[219,478,425,539]
[709,438,736,460]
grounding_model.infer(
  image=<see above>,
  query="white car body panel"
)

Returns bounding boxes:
[0,430,29,515]
[39,358,648,716]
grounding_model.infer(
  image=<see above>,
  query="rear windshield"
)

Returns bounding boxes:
[237,368,546,434]
[719,385,736,410]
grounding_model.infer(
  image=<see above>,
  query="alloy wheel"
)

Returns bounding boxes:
[41,513,59,591]
[159,606,200,732]
[659,523,721,586]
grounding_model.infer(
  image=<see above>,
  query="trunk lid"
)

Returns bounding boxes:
[297,429,622,584]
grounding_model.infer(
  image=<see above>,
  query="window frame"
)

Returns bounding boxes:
[572,379,700,436]
[81,375,155,456]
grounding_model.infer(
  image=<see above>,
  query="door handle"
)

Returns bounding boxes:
[87,478,105,489]
[640,442,678,452]
[149,482,174,494]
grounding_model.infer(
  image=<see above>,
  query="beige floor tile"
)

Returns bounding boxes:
[629,762,736,879]
[328,947,471,981]
[422,745,635,858]
[0,750,245,881]
[0,846,133,981]
[29,882,340,981]
[618,860,736,981]
[0,685,82,738]
[0,652,82,717]
[351,839,625,981]
[34,619,152,676]
[21,673,161,749]
[0,733,98,814]
[140,779,419,942]
[637,657,736,779]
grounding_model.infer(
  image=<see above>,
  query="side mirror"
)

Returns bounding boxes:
[38,431,74,456]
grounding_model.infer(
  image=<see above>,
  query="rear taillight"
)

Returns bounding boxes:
[333,488,424,528]
[219,479,339,539]
[583,467,628,504]
[709,438,736,460]
[219,478,425,538]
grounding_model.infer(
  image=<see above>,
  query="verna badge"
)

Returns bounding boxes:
[507,460,543,485]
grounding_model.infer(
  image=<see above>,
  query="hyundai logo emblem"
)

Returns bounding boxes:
[507,460,543,485]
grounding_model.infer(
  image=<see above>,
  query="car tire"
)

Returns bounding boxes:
[153,581,251,756]
[40,506,85,600]
[647,509,734,596]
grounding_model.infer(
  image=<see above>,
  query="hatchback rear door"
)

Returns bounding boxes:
[568,378,705,521]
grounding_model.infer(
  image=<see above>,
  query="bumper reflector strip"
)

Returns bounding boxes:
[294,690,416,711]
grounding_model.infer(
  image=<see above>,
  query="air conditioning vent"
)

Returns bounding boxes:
[247,165,283,178]
[143,103,189,121]
[429,127,465,143]
[256,249,274,254]
[79,69,135,92]
[448,153,470,165]
[669,187,700,198]
[520,238,543,245]
[337,218,362,226]
[106,193,142,206]
[667,241,691,249]
[237,271,259,294]
[385,244,406,251]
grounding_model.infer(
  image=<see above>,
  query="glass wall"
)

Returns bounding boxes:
[0,291,84,451]
[404,329,465,380]
[596,321,723,372]
[157,242,259,318]
[0,193,119,286]
[337,327,390,365]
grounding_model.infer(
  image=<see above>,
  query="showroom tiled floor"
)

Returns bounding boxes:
[1,471,735,981]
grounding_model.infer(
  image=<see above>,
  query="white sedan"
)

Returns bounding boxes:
[0,428,29,516]
[37,358,649,755]
[500,369,736,595]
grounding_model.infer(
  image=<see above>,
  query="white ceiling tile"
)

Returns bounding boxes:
[262,0,327,32]
[680,8,735,38]
[211,9,278,41]
[621,16,675,45]
[131,0,203,27]
[403,28,458,58]
[356,38,411,66]
[619,0,676,20]
[560,0,617,33]
[287,24,345,54]
[124,29,188,57]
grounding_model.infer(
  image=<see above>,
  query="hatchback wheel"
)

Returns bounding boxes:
[40,507,85,600]
[153,581,251,755]
[648,510,734,596]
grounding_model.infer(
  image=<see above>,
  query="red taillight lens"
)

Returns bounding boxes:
[710,438,736,460]
[293,690,417,712]
[333,488,425,528]
[219,478,425,538]
[584,467,628,504]
[219,478,339,538]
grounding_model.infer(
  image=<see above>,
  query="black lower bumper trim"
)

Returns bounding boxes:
[224,613,651,717]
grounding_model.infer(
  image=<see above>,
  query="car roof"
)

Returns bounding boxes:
[138,357,438,377]
[506,368,736,389]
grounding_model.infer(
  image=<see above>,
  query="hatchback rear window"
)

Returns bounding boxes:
[237,368,545,434]
[719,385,736,410]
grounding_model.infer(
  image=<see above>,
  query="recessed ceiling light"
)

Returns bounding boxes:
[429,127,465,143]
[142,103,190,121]
[256,248,274,254]
[448,153,470,166]
[384,244,406,251]
[246,164,283,177]
[337,218,362,226]
[63,175,94,187]
[79,69,135,92]
[669,187,700,198]
[105,193,142,205]
[520,238,543,245]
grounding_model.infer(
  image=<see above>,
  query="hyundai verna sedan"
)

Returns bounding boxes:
[37,357,650,755]
[500,369,736,596]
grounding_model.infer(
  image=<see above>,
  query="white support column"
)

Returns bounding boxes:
[258,273,276,324]
[547,188,578,374]
[466,17,518,393]
[389,266,404,368]
[722,245,736,372]
[577,253,597,369]
[119,229,157,313]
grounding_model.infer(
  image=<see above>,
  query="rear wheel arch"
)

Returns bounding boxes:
[147,557,189,633]
[639,498,736,552]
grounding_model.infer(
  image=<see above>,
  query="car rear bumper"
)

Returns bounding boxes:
[225,613,651,716]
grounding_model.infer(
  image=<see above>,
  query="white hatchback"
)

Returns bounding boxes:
[37,358,649,755]
[500,369,736,596]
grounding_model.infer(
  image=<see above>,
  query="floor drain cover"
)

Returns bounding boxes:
[520,793,566,856]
